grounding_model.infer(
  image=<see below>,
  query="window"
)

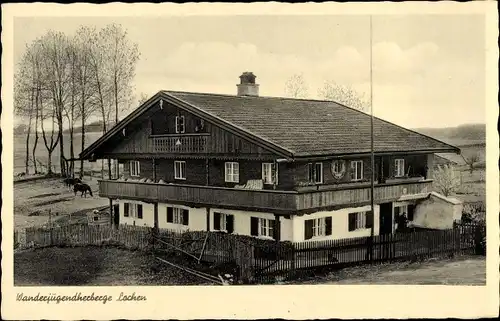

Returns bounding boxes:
[304,217,332,240]
[350,160,363,181]
[130,161,140,177]
[259,218,274,238]
[123,203,143,219]
[308,163,323,184]
[348,211,372,231]
[395,159,405,177]
[175,115,185,133]
[225,162,239,183]
[166,207,189,226]
[174,161,186,180]
[250,217,275,238]
[262,163,278,185]
[213,212,234,233]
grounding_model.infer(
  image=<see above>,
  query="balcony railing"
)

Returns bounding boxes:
[151,134,208,153]
[99,179,434,214]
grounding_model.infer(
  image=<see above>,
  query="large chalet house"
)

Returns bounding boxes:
[80,72,462,242]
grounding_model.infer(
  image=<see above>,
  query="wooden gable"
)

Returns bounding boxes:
[96,99,277,159]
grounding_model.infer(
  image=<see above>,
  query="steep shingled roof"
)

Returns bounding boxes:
[164,91,459,157]
[80,90,459,160]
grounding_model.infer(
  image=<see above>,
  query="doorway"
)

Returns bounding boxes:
[113,204,120,226]
[379,202,393,235]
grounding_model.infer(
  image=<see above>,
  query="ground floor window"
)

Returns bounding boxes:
[348,211,373,231]
[213,212,234,233]
[123,203,143,219]
[304,216,332,240]
[250,217,275,238]
[166,207,189,226]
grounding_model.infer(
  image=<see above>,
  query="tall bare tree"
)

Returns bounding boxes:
[74,26,98,178]
[40,31,72,177]
[318,80,369,111]
[284,74,309,99]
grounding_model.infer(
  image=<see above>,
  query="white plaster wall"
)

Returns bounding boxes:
[157,203,207,232]
[412,196,456,229]
[292,205,380,242]
[208,208,292,241]
[118,200,155,227]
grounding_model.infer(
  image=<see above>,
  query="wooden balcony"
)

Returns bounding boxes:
[99,179,434,214]
[151,134,209,153]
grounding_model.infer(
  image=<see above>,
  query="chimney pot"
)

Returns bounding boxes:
[237,72,259,96]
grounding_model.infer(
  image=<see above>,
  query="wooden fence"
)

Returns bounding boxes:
[252,223,485,282]
[14,222,485,284]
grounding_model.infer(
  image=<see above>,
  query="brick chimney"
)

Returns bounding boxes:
[237,72,259,96]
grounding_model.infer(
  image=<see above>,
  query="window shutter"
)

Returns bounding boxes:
[408,205,415,221]
[226,215,234,234]
[350,162,355,180]
[272,220,278,240]
[166,207,173,223]
[308,163,314,182]
[325,217,333,236]
[182,209,189,226]
[213,212,221,230]
[366,211,374,228]
[137,204,143,219]
[124,203,129,217]
[250,217,259,236]
[348,213,356,231]
[304,219,314,240]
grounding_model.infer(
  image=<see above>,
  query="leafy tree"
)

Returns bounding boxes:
[433,164,460,197]
[318,80,369,112]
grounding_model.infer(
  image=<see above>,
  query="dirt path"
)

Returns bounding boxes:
[288,256,486,285]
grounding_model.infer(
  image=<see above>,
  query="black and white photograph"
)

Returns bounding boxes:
[2,2,498,320]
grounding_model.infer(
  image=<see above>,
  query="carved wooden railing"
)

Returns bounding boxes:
[152,134,208,153]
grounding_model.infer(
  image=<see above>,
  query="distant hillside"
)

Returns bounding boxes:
[64,120,111,134]
[412,123,485,147]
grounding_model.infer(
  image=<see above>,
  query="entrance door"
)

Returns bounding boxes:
[379,202,393,235]
[113,204,120,226]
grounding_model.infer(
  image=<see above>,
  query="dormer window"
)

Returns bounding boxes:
[175,116,185,133]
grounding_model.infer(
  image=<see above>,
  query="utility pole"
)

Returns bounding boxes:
[369,15,375,261]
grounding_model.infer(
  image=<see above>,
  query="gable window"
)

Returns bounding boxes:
[123,203,143,219]
[225,162,239,183]
[262,163,278,185]
[348,211,373,231]
[304,217,333,240]
[213,212,234,233]
[166,207,189,226]
[130,161,140,177]
[174,161,186,180]
[308,163,323,184]
[250,217,275,238]
[175,115,185,133]
[395,159,405,177]
[350,160,363,181]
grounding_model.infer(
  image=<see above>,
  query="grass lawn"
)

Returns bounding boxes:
[15,246,486,286]
[286,255,486,285]
[14,246,213,286]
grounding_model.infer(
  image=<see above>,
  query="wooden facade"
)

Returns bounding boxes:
[99,179,433,214]
[99,100,276,159]
[118,153,431,192]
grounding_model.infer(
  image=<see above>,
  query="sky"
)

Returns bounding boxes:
[13,14,486,129]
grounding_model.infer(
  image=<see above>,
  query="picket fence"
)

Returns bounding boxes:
[13,222,485,284]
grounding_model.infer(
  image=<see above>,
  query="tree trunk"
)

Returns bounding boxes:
[47,151,53,174]
[33,101,39,174]
[80,102,85,179]
[58,112,66,177]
